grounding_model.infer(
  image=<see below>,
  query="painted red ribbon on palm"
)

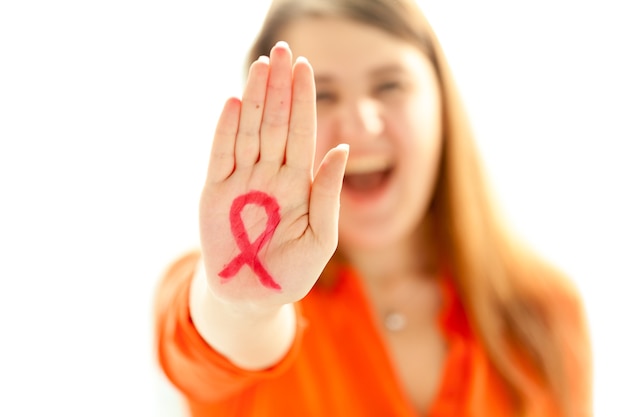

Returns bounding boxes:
[218,190,282,290]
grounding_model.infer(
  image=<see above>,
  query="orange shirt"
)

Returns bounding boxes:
[154,252,558,416]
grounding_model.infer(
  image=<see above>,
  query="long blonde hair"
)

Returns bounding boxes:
[246,1,592,415]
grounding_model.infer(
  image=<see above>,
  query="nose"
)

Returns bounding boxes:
[336,98,383,143]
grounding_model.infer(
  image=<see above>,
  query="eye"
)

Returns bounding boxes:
[375,81,402,94]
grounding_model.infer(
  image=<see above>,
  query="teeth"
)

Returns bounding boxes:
[345,155,393,174]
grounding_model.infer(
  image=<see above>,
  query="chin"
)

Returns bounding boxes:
[338,226,402,252]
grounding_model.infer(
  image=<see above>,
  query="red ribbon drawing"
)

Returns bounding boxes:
[218,190,282,290]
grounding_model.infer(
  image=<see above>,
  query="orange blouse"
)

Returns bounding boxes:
[154,252,560,416]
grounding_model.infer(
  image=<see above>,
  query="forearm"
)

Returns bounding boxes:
[189,259,297,371]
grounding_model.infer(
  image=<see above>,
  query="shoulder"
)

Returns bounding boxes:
[161,249,202,279]
[534,260,588,329]
[154,249,201,314]
[521,260,593,415]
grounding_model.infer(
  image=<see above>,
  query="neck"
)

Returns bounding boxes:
[340,219,438,286]
[339,219,442,333]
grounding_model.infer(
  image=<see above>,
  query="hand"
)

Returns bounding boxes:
[199,41,348,310]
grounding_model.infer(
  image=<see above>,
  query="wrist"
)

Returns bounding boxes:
[189,258,297,370]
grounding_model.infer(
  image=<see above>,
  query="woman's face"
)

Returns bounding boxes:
[280,17,443,251]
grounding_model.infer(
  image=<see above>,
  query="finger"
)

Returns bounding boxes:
[235,56,270,168]
[207,97,241,183]
[259,41,293,164]
[285,56,316,172]
[308,144,349,247]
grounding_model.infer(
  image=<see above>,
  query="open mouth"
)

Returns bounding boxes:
[343,168,393,193]
[342,155,394,194]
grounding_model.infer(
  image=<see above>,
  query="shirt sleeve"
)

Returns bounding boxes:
[153,250,305,404]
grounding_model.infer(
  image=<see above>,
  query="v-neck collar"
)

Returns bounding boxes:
[334,266,474,417]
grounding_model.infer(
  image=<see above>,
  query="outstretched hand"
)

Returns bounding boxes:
[199,41,348,310]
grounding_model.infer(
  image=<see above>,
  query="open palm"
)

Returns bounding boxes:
[199,42,348,309]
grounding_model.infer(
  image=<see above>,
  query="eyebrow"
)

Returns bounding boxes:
[315,64,407,85]
[369,64,407,78]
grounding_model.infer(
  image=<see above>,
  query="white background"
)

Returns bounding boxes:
[1,1,624,416]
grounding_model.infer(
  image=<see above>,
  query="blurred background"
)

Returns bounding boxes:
[1,1,624,416]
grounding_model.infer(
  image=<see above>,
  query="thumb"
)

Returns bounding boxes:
[308,144,349,247]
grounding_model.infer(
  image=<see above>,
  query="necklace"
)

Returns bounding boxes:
[383,311,408,332]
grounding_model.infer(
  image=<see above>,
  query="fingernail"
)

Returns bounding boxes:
[275,40,289,49]
[257,55,269,64]
[295,56,309,64]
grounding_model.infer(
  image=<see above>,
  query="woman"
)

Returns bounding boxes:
[154,0,592,415]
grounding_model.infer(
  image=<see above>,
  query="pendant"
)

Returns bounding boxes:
[384,311,407,332]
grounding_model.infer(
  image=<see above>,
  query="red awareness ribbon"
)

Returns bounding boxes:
[218,190,282,290]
